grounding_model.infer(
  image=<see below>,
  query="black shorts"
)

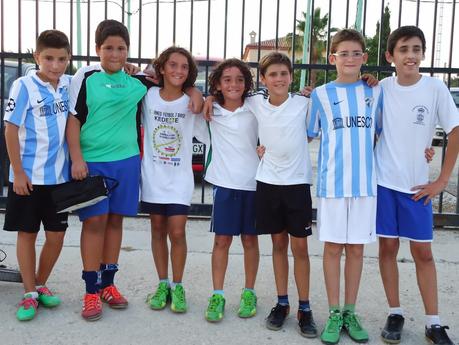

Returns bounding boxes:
[255,182,312,238]
[3,183,68,233]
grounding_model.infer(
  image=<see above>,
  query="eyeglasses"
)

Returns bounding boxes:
[331,51,365,58]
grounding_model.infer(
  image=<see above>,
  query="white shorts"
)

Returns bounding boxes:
[317,197,377,244]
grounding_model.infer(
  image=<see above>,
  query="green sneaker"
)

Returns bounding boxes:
[320,310,343,345]
[37,286,61,308]
[238,289,257,318]
[16,294,38,321]
[343,311,369,343]
[146,282,171,310]
[205,294,225,322]
[170,285,187,313]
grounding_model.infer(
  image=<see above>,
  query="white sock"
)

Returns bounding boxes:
[389,307,404,316]
[426,315,441,328]
[171,282,182,289]
[24,291,38,299]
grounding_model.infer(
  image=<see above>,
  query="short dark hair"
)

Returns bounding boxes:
[36,30,71,54]
[153,46,198,90]
[95,19,130,48]
[208,58,253,106]
[387,26,426,55]
[259,52,292,77]
[330,29,365,53]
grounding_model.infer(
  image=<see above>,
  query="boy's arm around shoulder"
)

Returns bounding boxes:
[65,115,88,180]
[4,122,33,195]
[184,87,204,114]
[412,126,459,204]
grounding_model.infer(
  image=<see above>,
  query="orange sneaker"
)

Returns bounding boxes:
[100,285,128,309]
[81,293,102,321]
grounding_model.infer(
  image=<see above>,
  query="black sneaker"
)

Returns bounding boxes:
[425,325,455,345]
[381,314,405,344]
[297,309,318,338]
[266,303,290,330]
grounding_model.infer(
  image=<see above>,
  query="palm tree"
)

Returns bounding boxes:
[287,7,337,86]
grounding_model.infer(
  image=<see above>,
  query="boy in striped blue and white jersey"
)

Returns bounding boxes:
[307,29,382,344]
[5,70,70,185]
[3,30,71,322]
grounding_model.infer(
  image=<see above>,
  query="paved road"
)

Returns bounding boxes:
[0,214,458,345]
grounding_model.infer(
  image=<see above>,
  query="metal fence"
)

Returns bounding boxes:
[1,0,458,226]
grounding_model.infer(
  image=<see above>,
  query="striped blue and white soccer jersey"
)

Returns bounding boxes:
[3,71,70,185]
[307,80,383,198]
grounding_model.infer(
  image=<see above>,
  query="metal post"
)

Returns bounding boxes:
[76,0,82,68]
[355,0,363,32]
[300,0,312,89]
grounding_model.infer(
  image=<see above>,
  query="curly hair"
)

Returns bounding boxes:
[153,46,198,91]
[208,58,253,106]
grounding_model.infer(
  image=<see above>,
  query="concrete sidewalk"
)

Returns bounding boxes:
[0,214,458,345]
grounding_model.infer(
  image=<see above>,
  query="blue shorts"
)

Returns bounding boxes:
[77,155,141,221]
[210,186,257,236]
[140,202,189,216]
[376,185,433,242]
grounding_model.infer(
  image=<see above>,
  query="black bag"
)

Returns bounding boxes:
[51,176,119,213]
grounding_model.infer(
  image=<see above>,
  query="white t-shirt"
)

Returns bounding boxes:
[375,76,459,193]
[140,87,196,205]
[245,92,312,185]
[204,103,259,191]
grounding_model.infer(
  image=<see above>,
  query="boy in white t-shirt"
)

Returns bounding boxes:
[376,26,459,345]
[246,52,317,338]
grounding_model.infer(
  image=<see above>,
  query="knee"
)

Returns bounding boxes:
[379,239,399,258]
[411,246,434,264]
[241,236,258,251]
[214,236,232,251]
[345,244,363,259]
[291,239,309,259]
[324,242,343,258]
[45,232,65,247]
[168,229,186,244]
[83,215,107,233]
[272,238,288,254]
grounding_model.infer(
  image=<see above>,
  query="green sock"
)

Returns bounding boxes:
[329,305,340,313]
[343,304,355,313]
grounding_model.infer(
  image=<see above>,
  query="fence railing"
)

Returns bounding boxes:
[1,0,458,226]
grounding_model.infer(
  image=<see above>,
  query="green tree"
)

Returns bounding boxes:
[288,7,337,88]
[366,5,392,78]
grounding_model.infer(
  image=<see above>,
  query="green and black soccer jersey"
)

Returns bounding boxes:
[69,64,153,162]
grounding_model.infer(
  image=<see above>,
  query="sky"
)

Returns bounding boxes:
[0,0,458,70]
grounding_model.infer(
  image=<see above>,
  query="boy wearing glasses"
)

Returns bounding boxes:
[307,29,383,344]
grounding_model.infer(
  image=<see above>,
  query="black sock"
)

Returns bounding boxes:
[100,263,119,289]
[82,270,99,294]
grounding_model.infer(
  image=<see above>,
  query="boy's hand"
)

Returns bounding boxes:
[124,63,141,75]
[301,86,313,97]
[143,66,159,84]
[12,170,33,195]
[425,147,435,163]
[411,179,447,204]
[203,96,215,121]
[361,73,379,87]
[186,88,204,114]
[71,159,89,180]
[256,145,266,159]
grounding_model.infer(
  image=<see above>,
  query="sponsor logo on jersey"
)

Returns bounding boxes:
[333,116,373,130]
[39,100,69,117]
[333,100,344,105]
[104,83,126,89]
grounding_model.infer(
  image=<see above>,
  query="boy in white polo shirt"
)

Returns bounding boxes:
[376,26,459,345]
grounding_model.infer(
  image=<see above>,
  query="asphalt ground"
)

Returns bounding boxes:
[0,213,458,345]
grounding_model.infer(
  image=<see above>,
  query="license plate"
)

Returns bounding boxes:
[192,142,204,155]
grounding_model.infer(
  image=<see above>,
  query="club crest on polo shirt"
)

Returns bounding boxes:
[5,97,16,112]
[364,96,374,107]
[412,105,428,126]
